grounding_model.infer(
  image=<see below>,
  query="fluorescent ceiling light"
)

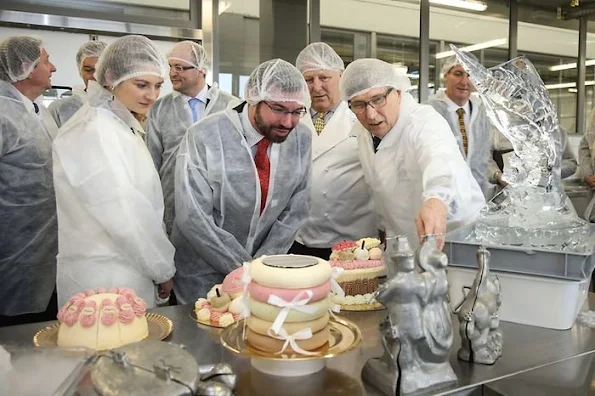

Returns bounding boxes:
[435,38,507,59]
[568,88,578,93]
[549,59,595,71]
[430,0,487,12]
[545,81,595,90]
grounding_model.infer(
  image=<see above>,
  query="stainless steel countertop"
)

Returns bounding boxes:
[1,296,595,395]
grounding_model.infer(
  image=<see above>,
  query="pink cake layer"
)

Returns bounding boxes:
[329,259,383,271]
[222,267,244,296]
[248,280,331,304]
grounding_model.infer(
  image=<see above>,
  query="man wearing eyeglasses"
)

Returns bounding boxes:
[341,58,484,250]
[147,41,238,235]
[289,43,377,259]
[171,59,312,302]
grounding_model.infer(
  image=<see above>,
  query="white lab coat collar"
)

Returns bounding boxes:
[303,101,355,161]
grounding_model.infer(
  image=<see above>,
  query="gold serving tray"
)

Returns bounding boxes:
[33,312,172,348]
[220,317,362,361]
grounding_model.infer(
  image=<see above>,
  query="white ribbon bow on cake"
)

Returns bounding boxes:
[267,327,320,356]
[239,260,252,318]
[267,290,316,334]
[328,267,345,316]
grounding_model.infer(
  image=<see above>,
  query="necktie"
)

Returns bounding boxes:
[33,102,39,114]
[188,98,200,123]
[372,136,382,153]
[255,138,271,214]
[456,107,468,156]
[313,112,327,135]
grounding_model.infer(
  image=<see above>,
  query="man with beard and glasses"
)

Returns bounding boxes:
[171,59,312,302]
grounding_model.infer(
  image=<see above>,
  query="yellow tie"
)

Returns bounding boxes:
[456,108,468,156]
[314,112,327,135]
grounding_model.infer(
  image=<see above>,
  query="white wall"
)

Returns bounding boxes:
[0,27,177,95]
[226,0,589,59]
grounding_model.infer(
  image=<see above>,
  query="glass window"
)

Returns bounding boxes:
[239,75,251,100]
[321,28,355,65]
[218,73,233,95]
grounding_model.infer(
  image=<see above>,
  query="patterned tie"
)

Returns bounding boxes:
[33,102,39,114]
[373,136,382,153]
[313,112,327,135]
[456,107,468,156]
[188,98,200,123]
[255,138,271,214]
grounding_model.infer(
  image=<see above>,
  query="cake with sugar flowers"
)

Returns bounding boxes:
[329,237,385,310]
[193,266,246,327]
[57,288,148,350]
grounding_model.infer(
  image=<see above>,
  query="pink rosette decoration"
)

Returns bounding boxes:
[100,298,118,326]
[210,311,222,326]
[232,313,242,321]
[97,287,107,294]
[118,288,137,299]
[67,293,86,306]
[85,289,95,297]
[331,240,357,252]
[116,295,135,324]
[80,300,97,328]
[109,287,120,294]
[130,297,147,317]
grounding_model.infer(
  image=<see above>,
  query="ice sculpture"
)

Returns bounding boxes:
[362,235,456,395]
[452,45,589,248]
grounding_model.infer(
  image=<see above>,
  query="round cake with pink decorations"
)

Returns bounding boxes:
[57,288,148,350]
[329,237,385,310]
[193,267,246,328]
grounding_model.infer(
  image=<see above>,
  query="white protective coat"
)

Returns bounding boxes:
[52,81,175,308]
[147,84,239,234]
[297,101,377,248]
[48,92,85,128]
[356,92,484,247]
[171,103,312,303]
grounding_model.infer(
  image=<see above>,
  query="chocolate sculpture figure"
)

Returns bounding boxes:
[362,235,457,395]
[455,247,503,365]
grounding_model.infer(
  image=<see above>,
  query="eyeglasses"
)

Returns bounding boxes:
[263,102,307,118]
[348,88,394,114]
[171,65,197,73]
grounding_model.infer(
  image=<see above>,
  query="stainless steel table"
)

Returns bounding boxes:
[2,295,595,395]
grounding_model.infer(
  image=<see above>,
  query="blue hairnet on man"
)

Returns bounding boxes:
[340,58,484,249]
[171,58,312,302]
[289,42,377,260]
[48,40,107,128]
[147,40,239,235]
[0,35,59,326]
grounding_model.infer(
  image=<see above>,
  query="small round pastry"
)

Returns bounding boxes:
[246,313,330,336]
[196,307,211,322]
[206,284,223,301]
[222,267,245,299]
[228,296,244,316]
[211,289,231,312]
[357,237,381,250]
[247,296,330,323]
[194,298,209,311]
[248,280,330,304]
[245,326,330,354]
[219,312,235,327]
[353,247,369,261]
[250,255,331,289]
[369,247,383,260]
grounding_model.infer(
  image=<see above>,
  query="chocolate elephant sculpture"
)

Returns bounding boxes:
[455,246,503,365]
[362,235,457,395]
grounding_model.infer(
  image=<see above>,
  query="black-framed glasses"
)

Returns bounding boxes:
[348,88,394,114]
[171,65,197,73]
[263,101,307,118]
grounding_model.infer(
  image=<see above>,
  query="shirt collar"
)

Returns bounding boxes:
[17,91,37,115]
[310,101,341,119]
[181,84,209,104]
[240,104,265,147]
[445,94,470,115]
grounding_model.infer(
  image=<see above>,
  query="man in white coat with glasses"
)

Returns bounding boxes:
[289,43,377,259]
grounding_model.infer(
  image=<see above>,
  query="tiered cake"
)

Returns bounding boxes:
[244,255,332,355]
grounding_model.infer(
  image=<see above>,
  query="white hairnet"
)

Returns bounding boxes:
[340,58,412,101]
[95,35,167,88]
[0,35,43,82]
[168,40,208,73]
[76,41,107,70]
[441,55,459,77]
[295,42,344,74]
[244,58,311,108]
